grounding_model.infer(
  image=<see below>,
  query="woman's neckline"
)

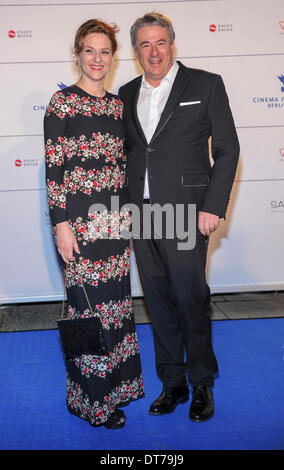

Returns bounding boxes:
[73,84,110,99]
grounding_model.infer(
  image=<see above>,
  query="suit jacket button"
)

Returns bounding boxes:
[147,147,154,152]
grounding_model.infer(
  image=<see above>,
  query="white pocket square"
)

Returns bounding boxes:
[180,101,201,106]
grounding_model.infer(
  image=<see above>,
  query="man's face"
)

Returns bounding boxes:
[134,25,174,87]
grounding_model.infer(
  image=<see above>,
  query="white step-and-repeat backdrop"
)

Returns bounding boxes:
[0,0,283,303]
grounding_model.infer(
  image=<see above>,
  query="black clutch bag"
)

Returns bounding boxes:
[57,265,106,360]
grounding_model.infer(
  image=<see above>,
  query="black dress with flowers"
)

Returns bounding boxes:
[44,85,144,426]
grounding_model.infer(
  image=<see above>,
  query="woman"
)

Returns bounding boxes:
[44,19,144,429]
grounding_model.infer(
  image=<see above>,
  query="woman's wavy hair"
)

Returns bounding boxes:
[73,19,119,55]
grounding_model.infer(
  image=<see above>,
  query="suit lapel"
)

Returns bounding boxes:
[130,76,147,144]
[151,62,190,143]
[130,62,191,145]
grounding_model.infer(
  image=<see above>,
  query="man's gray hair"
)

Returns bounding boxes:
[130,11,175,48]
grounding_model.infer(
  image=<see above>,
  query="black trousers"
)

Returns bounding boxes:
[133,231,218,389]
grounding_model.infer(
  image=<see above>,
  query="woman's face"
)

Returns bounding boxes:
[77,32,113,85]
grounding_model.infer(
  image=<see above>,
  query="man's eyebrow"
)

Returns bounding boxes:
[139,38,167,46]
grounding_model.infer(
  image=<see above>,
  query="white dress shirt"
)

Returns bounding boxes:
[137,61,179,199]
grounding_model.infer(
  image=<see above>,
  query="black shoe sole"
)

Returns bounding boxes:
[189,410,214,423]
[149,395,189,416]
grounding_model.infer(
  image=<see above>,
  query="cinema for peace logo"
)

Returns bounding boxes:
[279,75,284,92]
[57,82,67,90]
[33,83,67,112]
[252,75,284,108]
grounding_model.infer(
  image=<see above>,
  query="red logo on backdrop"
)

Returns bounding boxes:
[279,149,284,158]
[279,21,284,31]
[209,24,216,32]
[8,30,16,38]
[15,159,22,167]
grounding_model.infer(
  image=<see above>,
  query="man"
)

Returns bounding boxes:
[119,12,239,422]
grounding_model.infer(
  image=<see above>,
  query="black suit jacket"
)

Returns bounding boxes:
[119,61,239,220]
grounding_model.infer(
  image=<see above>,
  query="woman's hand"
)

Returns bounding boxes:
[55,221,80,263]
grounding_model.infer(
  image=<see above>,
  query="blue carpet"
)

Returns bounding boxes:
[0,318,283,450]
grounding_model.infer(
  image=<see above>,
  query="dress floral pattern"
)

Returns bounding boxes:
[44,85,144,426]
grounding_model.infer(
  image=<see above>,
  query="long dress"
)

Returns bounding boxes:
[44,85,144,426]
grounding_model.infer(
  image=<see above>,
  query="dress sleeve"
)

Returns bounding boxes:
[44,91,69,225]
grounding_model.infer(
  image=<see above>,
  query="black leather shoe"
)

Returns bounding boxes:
[189,384,214,422]
[149,386,189,415]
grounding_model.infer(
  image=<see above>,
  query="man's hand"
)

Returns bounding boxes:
[198,211,220,237]
[56,221,80,263]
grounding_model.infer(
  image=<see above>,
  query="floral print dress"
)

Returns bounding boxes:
[44,85,144,426]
